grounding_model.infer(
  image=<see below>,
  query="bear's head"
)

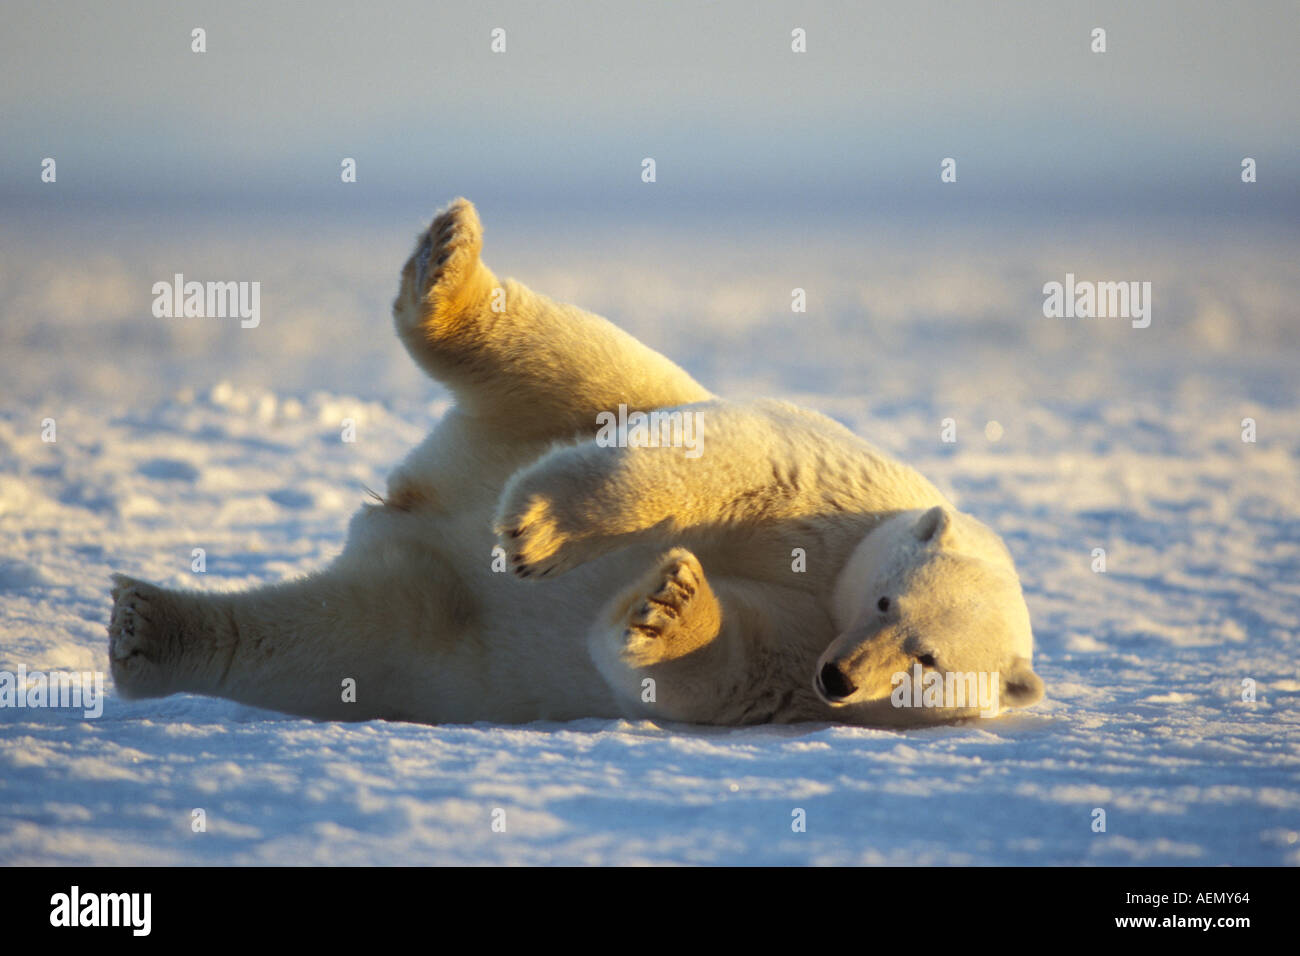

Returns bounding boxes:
[816,505,1043,726]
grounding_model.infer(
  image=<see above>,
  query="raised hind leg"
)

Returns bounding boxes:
[392,198,711,442]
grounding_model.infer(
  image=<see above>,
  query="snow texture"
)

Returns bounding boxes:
[1,215,1298,865]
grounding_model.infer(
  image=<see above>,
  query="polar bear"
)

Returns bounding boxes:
[108,198,1044,727]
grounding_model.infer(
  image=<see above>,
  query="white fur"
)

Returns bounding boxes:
[108,199,1043,727]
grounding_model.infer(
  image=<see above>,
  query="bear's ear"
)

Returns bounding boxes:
[1000,657,1044,708]
[913,505,951,544]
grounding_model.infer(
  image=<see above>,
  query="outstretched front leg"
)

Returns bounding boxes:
[495,399,875,577]
[588,549,827,724]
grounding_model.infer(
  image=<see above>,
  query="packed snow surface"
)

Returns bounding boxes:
[1,215,1297,864]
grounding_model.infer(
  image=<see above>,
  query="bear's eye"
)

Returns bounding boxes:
[877,596,890,613]
[917,653,937,668]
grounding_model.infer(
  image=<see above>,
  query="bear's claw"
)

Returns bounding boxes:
[107,574,171,698]
[496,493,585,581]
[622,550,701,645]
[394,197,486,342]
[415,198,481,300]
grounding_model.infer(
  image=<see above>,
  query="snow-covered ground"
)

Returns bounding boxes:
[2,212,1298,865]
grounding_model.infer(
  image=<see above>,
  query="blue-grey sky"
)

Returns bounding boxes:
[3,0,1297,222]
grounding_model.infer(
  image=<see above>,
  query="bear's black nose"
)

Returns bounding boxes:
[819,662,856,700]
